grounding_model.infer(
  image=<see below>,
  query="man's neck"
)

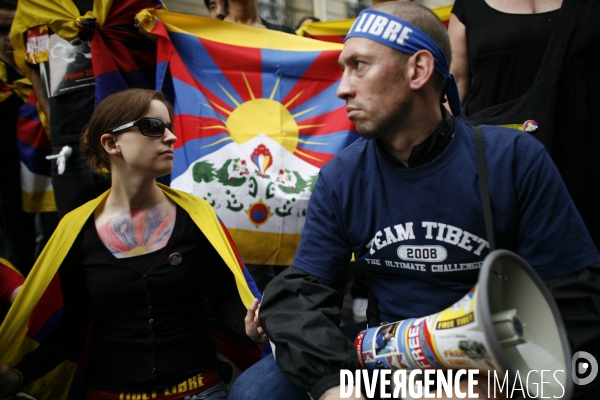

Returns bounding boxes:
[380,104,443,167]
[225,0,265,28]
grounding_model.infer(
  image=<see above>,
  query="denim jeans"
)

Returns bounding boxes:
[186,382,228,400]
[228,354,310,400]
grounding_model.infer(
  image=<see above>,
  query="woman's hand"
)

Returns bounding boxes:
[0,363,20,398]
[245,298,268,343]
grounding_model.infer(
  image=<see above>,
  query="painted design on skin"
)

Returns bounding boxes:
[96,206,176,258]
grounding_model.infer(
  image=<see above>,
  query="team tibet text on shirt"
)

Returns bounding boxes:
[364,221,489,273]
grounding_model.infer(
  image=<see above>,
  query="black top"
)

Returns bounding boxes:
[452,0,559,116]
[376,108,454,169]
[452,0,600,249]
[16,205,248,391]
[47,88,95,145]
[0,62,25,201]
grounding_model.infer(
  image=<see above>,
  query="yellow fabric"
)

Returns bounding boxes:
[0,184,254,398]
[0,257,23,277]
[295,5,454,37]
[144,9,343,51]
[295,18,355,38]
[0,60,31,103]
[21,189,57,213]
[435,5,453,23]
[500,124,525,132]
[135,8,158,33]
[227,229,302,266]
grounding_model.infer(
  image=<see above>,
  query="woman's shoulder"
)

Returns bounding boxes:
[160,185,214,211]
[452,0,488,24]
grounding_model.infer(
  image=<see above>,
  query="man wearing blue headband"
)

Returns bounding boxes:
[229,2,600,400]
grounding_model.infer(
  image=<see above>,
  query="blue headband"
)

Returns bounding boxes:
[345,10,462,116]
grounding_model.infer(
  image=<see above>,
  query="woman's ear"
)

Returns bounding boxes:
[100,133,120,156]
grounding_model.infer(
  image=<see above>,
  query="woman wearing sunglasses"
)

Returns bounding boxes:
[0,89,267,400]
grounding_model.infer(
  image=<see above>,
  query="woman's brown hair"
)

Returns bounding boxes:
[80,89,174,176]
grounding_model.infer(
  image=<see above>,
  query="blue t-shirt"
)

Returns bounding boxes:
[293,118,599,322]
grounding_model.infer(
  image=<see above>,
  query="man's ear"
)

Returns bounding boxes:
[407,50,436,91]
[100,133,120,156]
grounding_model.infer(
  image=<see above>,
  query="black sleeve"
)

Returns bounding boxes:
[15,244,92,386]
[451,0,466,24]
[544,262,600,397]
[262,18,296,34]
[259,265,358,400]
[544,262,600,352]
[203,256,248,340]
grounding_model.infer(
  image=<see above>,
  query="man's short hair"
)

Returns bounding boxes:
[0,0,17,11]
[372,1,451,94]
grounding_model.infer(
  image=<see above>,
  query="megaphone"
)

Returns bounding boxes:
[354,250,573,399]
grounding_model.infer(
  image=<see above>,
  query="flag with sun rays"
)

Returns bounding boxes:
[141,10,360,266]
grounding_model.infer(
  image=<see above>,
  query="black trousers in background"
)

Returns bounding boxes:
[50,144,111,218]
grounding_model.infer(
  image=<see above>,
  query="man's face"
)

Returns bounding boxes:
[208,0,226,20]
[0,9,15,59]
[336,37,412,140]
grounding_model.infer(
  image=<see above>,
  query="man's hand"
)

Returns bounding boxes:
[245,298,268,343]
[319,386,366,400]
[0,363,19,398]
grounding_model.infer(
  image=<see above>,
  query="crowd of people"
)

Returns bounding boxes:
[0,0,598,399]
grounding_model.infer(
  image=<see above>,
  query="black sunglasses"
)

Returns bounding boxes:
[107,117,174,137]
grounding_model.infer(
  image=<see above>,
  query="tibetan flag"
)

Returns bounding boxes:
[17,90,56,213]
[138,10,360,266]
[296,5,453,42]
[0,258,25,324]
[91,0,167,104]
[0,185,262,399]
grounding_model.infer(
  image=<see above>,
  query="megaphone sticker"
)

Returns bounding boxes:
[572,351,598,385]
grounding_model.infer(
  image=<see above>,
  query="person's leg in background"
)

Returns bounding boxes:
[190,382,229,400]
[50,144,111,218]
[0,158,36,275]
[228,353,310,400]
[35,211,59,254]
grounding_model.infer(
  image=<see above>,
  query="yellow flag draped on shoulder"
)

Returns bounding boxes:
[0,184,260,399]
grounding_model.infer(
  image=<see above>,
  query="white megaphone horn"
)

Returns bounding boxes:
[355,249,573,399]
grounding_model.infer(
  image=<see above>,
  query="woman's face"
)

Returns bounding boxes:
[111,100,176,179]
